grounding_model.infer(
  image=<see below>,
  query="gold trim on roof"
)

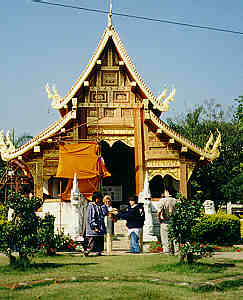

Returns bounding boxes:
[0,111,76,161]
[148,110,220,161]
[50,25,174,112]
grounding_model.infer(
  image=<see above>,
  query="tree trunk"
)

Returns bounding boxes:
[186,252,194,264]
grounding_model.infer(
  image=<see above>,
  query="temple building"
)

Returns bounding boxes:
[0,2,221,213]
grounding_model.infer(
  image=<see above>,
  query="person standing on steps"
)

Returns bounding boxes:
[103,194,115,254]
[113,195,145,254]
[157,189,178,254]
[85,192,108,256]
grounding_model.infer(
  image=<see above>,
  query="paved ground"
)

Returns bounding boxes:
[212,250,243,260]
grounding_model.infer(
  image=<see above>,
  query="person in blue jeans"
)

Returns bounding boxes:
[114,195,145,253]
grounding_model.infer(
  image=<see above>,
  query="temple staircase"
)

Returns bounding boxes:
[110,220,129,252]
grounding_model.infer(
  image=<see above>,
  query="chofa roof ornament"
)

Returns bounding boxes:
[157,86,176,112]
[204,129,221,158]
[45,83,62,109]
[0,130,16,161]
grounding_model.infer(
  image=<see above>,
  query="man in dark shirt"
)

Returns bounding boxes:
[114,195,145,254]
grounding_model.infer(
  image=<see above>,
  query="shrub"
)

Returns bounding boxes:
[0,204,7,223]
[169,195,216,263]
[0,192,44,266]
[169,195,202,245]
[191,213,241,246]
[37,214,56,256]
[55,230,78,251]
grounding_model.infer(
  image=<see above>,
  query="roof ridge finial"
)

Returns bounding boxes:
[108,0,113,28]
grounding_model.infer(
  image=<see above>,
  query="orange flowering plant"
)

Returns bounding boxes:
[54,231,78,251]
[179,242,216,262]
[232,246,242,252]
[149,241,163,253]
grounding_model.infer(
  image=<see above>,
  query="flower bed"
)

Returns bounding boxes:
[149,241,163,253]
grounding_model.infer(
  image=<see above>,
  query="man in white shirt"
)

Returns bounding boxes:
[157,189,178,254]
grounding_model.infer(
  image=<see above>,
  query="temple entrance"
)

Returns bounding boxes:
[100,140,135,208]
[149,174,179,198]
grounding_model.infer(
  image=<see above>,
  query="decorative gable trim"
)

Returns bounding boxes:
[148,110,220,161]
[52,26,168,112]
[1,111,76,161]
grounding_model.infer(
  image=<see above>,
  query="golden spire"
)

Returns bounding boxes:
[108,0,113,28]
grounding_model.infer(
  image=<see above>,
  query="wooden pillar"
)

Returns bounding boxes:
[179,161,187,198]
[133,107,145,195]
[78,107,87,139]
[133,106,145,253]
[73,121,79,141]
[30,160,43,198]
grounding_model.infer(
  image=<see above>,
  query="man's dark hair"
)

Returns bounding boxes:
[92,191,103,202]
[128,195,138,203]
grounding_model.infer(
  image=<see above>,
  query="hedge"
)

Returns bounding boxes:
[191,213,241,246]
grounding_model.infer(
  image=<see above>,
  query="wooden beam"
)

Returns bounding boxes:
[144,111,150,121]
[143,99,149,109]
[133,108,145,195]
[181,146,188,152]
[179,161,187,198]
[72,98,77,109]
[131,81,137,92]
[34,146,40,153]
[84,81,89,87]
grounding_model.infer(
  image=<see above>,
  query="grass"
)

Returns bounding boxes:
[0,253,243,299]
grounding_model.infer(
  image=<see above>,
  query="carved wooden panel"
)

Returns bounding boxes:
[100,49,108,66]
[121,109,133,117]
[90,91,108,103]
[102,72,118,86]
[114,91,129,103]
[148,131,162,143]
[135,93,143,103]
[104,108,114,117]
[88,108,98,117]
[112,46,120,66]
[148,168,180,181]
[43,166,57,177]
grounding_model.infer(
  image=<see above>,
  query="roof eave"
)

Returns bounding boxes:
[147,110,220,161]
[1,110,76,161]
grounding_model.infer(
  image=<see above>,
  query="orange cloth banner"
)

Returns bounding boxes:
[62,177,100,201]
[56,142,110,180]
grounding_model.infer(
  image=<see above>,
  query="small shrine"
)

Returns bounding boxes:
[0,1,220,236]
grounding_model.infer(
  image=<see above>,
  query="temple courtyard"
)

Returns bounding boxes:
[0,248,243,300]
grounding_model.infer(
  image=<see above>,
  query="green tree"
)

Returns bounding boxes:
[0,192,44,267]
[221,97,243,203]
[169,194,215,264]
[167,98,243,206]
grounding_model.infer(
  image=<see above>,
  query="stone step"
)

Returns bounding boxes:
[107,220,129,250]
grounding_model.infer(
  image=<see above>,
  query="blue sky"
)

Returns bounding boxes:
[1,1,243,137]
